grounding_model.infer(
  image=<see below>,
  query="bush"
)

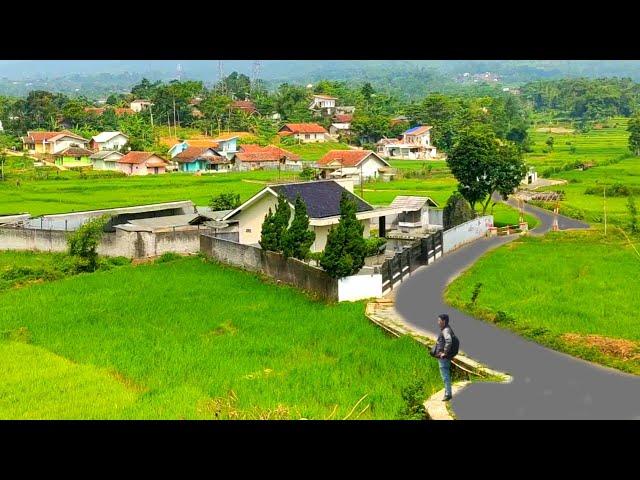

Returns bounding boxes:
[299,166,316,181]
[364,236,387,256]
[443,192,475,229]
[67,215,109,272]
[209,192,241,211]
[399,378,428,420]
[155,252,183,263]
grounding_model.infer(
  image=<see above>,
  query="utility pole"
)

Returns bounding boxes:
[173,97,177,134]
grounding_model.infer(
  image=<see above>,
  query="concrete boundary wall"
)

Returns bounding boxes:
[200,233,339,301]
[443,216,493,253]
[0,225,203,259]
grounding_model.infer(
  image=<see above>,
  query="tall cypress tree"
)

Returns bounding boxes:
[259,207,278,251]
[282,194,316,260]
[260,194,291,252]
[320,192,367,278]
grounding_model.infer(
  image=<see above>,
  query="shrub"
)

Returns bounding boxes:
[299,166,316,181]
[155,252,183,263]
[628,196,639,234]
[470,282,483,305]
[443,192,475,229]
[67,215,109,272]
[494,311,515,324]
[209,192,241,211]
[399,378,428,420]
[364,236,387,257]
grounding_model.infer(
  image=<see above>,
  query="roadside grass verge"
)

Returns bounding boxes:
[0,255,442,419]
[444,229,640,375]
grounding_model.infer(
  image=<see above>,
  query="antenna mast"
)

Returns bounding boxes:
[176,63,183,81]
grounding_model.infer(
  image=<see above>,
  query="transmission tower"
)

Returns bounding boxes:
[176,63,183,81]
[217,60,226,95]
[251,60,262,96]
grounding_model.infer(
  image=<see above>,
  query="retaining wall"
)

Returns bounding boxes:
[443,216,493,253]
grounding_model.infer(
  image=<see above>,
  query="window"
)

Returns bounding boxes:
[305,134,310,140]
[245,228,252,233]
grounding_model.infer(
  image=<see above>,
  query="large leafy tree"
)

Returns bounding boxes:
[320,193,367,279]
[628,116,640,156]
[67,215,109,272]
[282,195,315,260]
[447,128,526,215]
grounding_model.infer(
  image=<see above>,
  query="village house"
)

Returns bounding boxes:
[231,100,258,115]
[90,150,124,171]
[167,139,218,158]
[376,125,437,160]
[213,136,240,159]
[308,94,337,116]
[174,147,231,173]
[84,107,134,117]
[522,166,538,185]
[329,114,353,139]
[232,144,302,171]
[221,179,399,252]
[386,196,442,235]
[22,131,90,155]
[278,123,328,143]
[89,131,129,152]
[130,99,153,112]
[117,151,168,176]
[316,150,390,184]
[52,146,94,167]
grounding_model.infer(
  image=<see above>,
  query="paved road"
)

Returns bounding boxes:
[395,201,640,419]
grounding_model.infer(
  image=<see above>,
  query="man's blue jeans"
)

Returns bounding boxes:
[438,358,452,397]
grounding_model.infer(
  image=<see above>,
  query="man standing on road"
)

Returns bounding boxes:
[431,313,456,401]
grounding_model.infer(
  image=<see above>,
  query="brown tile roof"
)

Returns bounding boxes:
[333,114,353,123]
[55,147,94,157]
[24,130,86,143]
[278,123,327,134]
[175,147,222,163]
[235,144,300,163]
[317,150,380,167]
[118,151,167,165]
[85,107,134,116]
[231,100,257,114]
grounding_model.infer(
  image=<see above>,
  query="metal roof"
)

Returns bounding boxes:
[389,195,439,211]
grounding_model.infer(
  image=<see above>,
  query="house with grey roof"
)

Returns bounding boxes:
[222,179,401,252]
[90,150,124,171]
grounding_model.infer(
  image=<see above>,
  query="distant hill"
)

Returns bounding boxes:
[3,60,640,99]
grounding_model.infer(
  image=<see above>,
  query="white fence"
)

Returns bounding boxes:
[338,272,383,302]
[443,216,493,253]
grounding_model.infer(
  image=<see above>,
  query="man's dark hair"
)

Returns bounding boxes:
[438,314,449,325]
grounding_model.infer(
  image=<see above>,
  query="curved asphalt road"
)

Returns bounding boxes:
[395,201,640,419]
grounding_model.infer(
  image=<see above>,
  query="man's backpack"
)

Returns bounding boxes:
[448,328,460,358]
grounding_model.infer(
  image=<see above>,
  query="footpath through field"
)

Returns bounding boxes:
[394,200,640,419]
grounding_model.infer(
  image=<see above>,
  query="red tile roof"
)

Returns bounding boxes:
[333,114,353,123]
[235,144,300,163]
[117,151,167,165]
[278,123,327,134]
[317,150,382,167]
[231,100,257,114]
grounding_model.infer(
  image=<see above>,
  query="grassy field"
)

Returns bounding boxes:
[0,253,445,419]
[526,117,631,170]
[0,168,300,216]
[524,117,640,226]
[445,229,640,375]
[284,141,351,161]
